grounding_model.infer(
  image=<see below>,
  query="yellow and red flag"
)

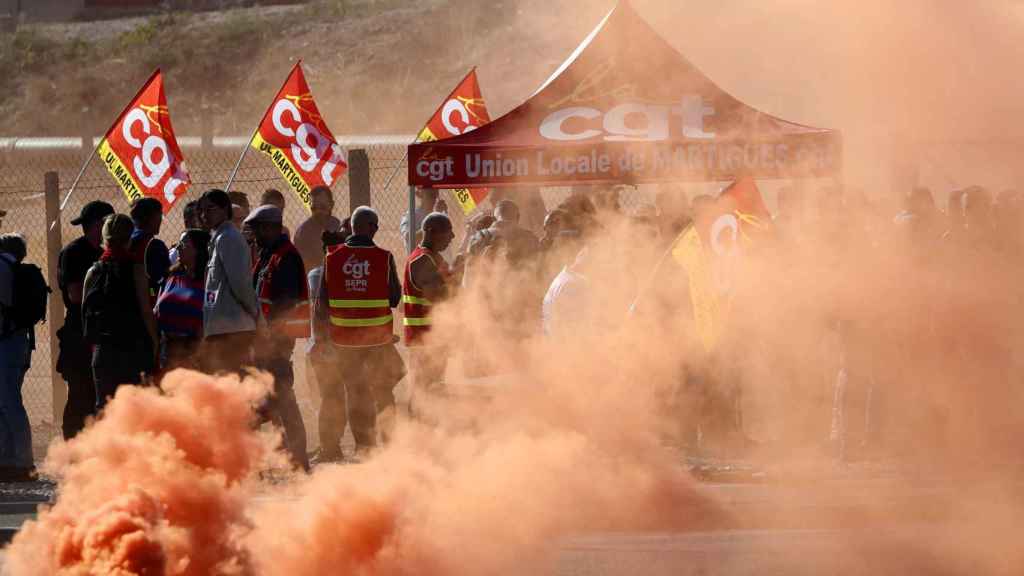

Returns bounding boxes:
[671,176,771,351]
[98,69,190,210]
[416,68,492,214]
[251,62,347,213]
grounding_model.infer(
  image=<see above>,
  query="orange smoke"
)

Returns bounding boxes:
[5,371,277,576]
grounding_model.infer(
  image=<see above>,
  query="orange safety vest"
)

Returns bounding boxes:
[324,243,394,347]
[256,239,311,339]
[403,246,450,346]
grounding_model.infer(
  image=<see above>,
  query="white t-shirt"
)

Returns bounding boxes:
[542,265,589,339]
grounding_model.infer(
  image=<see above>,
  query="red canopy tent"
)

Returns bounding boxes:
[405,0,841,249]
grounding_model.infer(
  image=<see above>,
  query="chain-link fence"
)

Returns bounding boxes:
[0,138,425,441]
[0,136,685,450]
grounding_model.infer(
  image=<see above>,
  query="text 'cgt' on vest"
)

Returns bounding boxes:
[325,244,394,347]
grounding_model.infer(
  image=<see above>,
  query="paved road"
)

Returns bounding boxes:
[0,479,965,575]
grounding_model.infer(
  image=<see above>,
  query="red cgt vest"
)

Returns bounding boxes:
[403,246,451,346]
[256,239,311,339]
[324,244,394,347]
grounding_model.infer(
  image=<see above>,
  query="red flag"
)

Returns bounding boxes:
[251,62,347,213]
[97,69,190,210]
[416,69,492,213]
[695,176,772,257]
[672,176,771,350]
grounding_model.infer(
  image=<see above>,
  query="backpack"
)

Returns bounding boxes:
[82,261,144,345]
[3,260,49,334]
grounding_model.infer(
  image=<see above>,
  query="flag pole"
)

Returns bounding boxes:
[227,60,303,192]
[384,67,477,205]
[380,149,410,196]
[48,136,102,232]
[626,223,691,318]
[224,125,259,191]
[51,68,163,231]
[407,185,417,254]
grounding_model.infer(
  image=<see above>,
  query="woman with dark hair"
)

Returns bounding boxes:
[155,229,210,372]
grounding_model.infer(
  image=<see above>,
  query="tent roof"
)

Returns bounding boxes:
[408,1,841,188]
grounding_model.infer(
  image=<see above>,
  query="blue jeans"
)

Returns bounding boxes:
[0,331,33,468]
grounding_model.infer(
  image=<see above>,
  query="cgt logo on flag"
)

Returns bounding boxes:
[417,68,492,214]
[98,69,190,210]
[671,176,772,352]
[252,62,347,213]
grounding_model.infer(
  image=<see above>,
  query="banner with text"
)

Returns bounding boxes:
[410,133,840,188]
[251,62,347,212]
[98,69,190,210]
[416,68,492,213]
[671,176,772,351]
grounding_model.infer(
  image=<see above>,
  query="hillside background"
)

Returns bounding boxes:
[2,0,1024,192]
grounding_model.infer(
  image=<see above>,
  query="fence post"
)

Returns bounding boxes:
[348,148,371,212]
[44,172,66,428]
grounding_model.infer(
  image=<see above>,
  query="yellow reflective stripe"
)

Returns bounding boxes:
[328,299,390,308]
[401,295,432,306]
[403,317,432,327]
[330,314,393,327]
[259,298,273,305]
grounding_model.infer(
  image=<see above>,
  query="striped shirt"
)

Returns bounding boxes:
[155,271,204,339]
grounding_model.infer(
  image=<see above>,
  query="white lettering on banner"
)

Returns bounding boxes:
[272,99,301,138]
[270,98,345,185]
[603,103,669,142]
[342,254,370,279]
[538,96,716,142]
[710,214,739,257]
[320,143,347,185]
[536,150,612,176]
[120,107,188,202]
[345,278,368,292]
[539,107,602,141]
[441,99,480,136]
[416,157,455,182]
[467,153,529,178]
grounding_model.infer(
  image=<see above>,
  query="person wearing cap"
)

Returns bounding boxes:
[200,189,259,375]
[56,200,114,439]
[315,206,404,458]
[248,204,310,471]
[82,214,156,410]
[128,198,171,311]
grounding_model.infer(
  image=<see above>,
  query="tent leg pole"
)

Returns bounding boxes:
[408,185,417,254]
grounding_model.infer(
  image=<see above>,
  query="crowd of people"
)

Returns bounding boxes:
[0,178,1019,479]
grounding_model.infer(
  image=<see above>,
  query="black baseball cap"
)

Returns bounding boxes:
[70,200,115,226]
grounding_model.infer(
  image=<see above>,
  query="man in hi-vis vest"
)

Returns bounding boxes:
[403,212,456,411]
[314,206,405,457]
